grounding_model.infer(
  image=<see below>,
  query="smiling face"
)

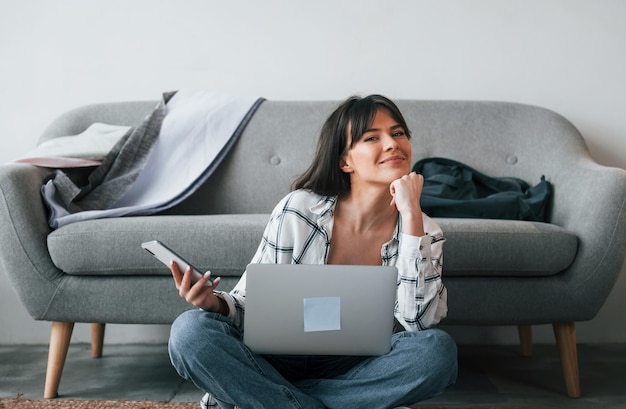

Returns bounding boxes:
[340,107,412,188]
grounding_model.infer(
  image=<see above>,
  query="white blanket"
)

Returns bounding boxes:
[15,123,131,168]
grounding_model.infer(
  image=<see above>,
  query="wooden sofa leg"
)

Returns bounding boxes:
[91,323,105,358]
[518,325,533,357]
[553,322,581,398]
[44,322,75,399]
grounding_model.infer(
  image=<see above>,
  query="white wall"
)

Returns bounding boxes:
[1,0,625,345]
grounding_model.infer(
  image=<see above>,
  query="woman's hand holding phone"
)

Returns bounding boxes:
[169,261,227,313]
[141,240,228,314]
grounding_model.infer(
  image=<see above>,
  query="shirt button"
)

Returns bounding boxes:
[419,245,424,250]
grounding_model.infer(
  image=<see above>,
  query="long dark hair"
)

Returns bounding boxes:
[292,94,411,196]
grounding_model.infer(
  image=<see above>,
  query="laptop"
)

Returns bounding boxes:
[243,263,398,356]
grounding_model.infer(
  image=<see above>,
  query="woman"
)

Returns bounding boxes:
[168,95,458,409]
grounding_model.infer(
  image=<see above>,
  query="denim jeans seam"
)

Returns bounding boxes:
[238,342,268,376]
[279,385,305,409]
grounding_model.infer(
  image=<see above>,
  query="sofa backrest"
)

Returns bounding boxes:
[40,99,592,218]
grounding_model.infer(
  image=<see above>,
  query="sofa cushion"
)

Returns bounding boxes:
[47,214,269,277]
[437,218,578,277]
[48,215,577,279]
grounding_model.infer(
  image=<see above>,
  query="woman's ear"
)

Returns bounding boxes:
[340,157,352,173]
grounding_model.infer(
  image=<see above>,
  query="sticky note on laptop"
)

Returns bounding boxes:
[303,296,341,332]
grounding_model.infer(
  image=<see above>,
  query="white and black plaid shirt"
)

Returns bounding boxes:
[218,189,448,333]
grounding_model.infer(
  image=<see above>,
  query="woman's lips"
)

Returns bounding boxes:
[380,155,405,164]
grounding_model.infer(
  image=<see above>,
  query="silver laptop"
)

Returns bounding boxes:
[243,263,398,356]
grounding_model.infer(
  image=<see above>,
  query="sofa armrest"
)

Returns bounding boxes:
[0,163,65,320]
[550,157,626,318]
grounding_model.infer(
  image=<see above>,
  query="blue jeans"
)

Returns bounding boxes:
[169,309,457,409]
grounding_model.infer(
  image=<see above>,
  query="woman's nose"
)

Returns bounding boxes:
[382,134,398,150]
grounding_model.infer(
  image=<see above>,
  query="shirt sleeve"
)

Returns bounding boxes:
[394,216,447,331]
[217,193,296,331]
[217,248,266,331]
[214,276,246,330]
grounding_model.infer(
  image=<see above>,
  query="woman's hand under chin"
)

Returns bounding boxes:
[389,172,426,237]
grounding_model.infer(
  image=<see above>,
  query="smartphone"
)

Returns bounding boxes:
[141,240,213,286]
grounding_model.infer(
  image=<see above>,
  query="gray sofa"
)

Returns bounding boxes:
[1,99,625,400]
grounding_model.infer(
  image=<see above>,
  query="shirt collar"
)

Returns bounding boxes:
[310,195,337,219]
[393,215,402,241]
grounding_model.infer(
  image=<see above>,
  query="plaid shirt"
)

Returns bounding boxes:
[218,189,448,333]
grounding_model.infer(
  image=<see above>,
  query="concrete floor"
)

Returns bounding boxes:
[1,343,625,408]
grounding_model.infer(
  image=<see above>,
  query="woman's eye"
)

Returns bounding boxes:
[364,136,378,142]
[392,131,406,137]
